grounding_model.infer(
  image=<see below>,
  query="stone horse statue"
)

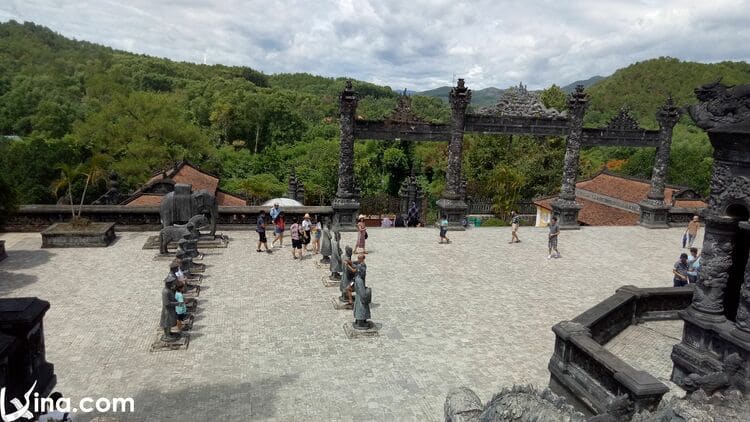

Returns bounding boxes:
[159,215,208,255]
[159,183,219,237]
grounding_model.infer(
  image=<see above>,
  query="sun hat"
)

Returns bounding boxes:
[304,213,310,219]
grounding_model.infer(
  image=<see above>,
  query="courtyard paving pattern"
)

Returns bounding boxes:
[0,226,700,421]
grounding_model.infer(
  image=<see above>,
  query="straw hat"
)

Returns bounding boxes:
[304,213,310,219]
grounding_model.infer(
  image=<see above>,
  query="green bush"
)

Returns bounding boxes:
[480,217,507,227]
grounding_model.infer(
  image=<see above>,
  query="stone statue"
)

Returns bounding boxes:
[352,256,372,330]
[320,219,332,264]
[158,214,208,254]
[177,235,200,259]
[688,79,750,130]
[338,246,355,304]
[159,278,180,342]
[683,352,745,394]
[159,183,219,236]
[329,229,342,280]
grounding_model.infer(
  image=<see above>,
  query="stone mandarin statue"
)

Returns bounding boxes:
[352,255,372,330]
[160,279,180,342]
[329,229,343,280]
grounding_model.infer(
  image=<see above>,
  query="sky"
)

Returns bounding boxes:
[2,0,750,91]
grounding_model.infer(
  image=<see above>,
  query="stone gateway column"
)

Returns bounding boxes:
[551,85,588,229]
[333,81,360,231]
[639,96,680,228]
[437,79,471,228]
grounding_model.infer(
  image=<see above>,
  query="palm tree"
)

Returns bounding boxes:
[52,163,84,220]
[77,154,109,219]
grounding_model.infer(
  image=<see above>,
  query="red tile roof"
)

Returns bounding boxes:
[577,172,678,204]
[124,194,163,206]
[216,190,246,206]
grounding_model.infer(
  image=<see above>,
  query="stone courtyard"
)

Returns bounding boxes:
[0,226,699,421]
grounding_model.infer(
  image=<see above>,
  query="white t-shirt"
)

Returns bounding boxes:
[302,220,311,230]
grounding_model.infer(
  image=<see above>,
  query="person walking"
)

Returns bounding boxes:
[312,217,322,254]
[302,213,312,252]
[438,214,451,244]
[548,216,560,258]
[269,202,282,223]
[256,210,272,253]
[686,216,701,248]
[687,247,701,284]
[290,217,303,259]
[354,215,368,254]
[407,201,420,227]
[673,253,690,287]
[272,211,285,248]
[509,211,521,244]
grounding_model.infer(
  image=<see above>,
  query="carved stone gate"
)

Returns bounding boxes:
[335,80,678,231]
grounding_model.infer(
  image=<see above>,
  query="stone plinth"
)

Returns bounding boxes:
[0,298,56,403]
[150,332,190,352]
[332,297,353,310]
[639,199,671,229]
[0,239,5,262]
[343,322,380,338]
[551,198,581,230]
[436,197,468,230]
[332,197,360,232]
[41,222,116,248]
[142,234,229,250]
[322,276,339,287]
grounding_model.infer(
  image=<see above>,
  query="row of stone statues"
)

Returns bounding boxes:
[159,244,205,344]
[318,219,374,330]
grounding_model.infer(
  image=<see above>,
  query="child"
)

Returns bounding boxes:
[175,284,187,331]
[290,217,303,259]
[438,215,451,244]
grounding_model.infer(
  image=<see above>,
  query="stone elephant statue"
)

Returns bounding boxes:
[159,184,219,236]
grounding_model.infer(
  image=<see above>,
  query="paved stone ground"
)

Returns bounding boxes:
[0,226,701,421]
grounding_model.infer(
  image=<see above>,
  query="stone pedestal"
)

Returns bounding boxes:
[0,298,56,404]
[322,276,339,287]
[551,198,581,230]
[332,197,359,232]
[343,322,380,338]
[638,199,671,229]
[41,222,116,247]
[436,197,468,230]
[150,332,190,352]
[332,297,353,310]
[0,239,6,262]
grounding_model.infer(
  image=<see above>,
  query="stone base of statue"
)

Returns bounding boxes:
[343,321,380,338]
[332,296,353,310]
[332,197,360,232]
[143,233,229,250]
[671,308,750,392]
[150,331,190,352]
[639,199,671,229]
[322,276,339,287]
[551,198,581,230]
[320,256,330,265]
[184,285,201,299]
[329,272,341,281]
[436,197,468,230]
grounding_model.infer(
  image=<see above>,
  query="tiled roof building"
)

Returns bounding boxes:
[121,161,246,207]
[533,170,706,226]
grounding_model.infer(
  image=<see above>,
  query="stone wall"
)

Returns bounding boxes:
[4,204,334,232]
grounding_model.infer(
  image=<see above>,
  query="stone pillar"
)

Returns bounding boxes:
[733,224,750,341]
[552,85,588,229]
[686,212,739,322]
[639,97,680,228]
[333,81,360,231]
[437,79,471,228]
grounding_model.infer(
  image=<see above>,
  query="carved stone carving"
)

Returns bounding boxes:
[479,83,565,118]
[690,215,737,319]
[688,79,750,130]
[334,81,361,230]
[438,79,471,226]
[387,90,425,123]
[606,107,640,131]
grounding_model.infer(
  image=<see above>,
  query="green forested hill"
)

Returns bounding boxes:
[0,21,748,216]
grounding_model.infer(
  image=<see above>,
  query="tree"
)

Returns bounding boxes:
[0,175,19,227]
[52,163,83,220]
[76,154,109,218]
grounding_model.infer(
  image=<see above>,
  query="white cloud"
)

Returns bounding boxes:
[2,0,749,90]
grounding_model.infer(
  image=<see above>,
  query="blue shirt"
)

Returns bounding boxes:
[256,215,265,232]
[175,292,186,315]
[269,206,281,221]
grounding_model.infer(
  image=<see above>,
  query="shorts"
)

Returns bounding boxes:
[511,223,519,232]
[548,236,558,249]
[439,228,447,237]
[258,231,267,243]
[275,227,284,235]
[177,313,188,321]
[315,231,321,239]
[292,238,302,249]
[673,278,687,287]
[303,230,311,244]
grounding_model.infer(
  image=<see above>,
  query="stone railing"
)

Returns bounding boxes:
[548,285,693,416]
[4,204,334,232]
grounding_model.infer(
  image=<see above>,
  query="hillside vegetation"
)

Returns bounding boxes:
[1,21,748,216]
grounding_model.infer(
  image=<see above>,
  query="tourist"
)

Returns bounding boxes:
[407,201,419,227]
[686,215,701,248]
[302,213,312,251]
[175,283,187,331]
[687,247,701,284]
[438,214,451,244]
[394,214,405,227]
[673,253,690,287]
[269,202,281,223]
[256,210,271,253]
[354,215,368,254]
[509,210,521,244]
[38,391,75,421]
[272,211,285,248]
[290,217,303,259]
[548,216,560,258]
[381,216,393,227]
[312,216,322,254]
